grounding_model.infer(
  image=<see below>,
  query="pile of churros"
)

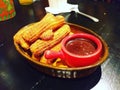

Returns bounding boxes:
[13,13,71,67]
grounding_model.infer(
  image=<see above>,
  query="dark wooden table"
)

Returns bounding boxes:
[0,0,120,90]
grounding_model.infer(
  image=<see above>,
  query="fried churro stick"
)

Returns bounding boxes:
[13,28,25,44]
[30,24,71,59]
[39,15,65,40]
[22,13,65,43]
[13,27,30,50]
[40,29,54,40]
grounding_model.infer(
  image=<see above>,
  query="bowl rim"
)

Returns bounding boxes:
[61,33,102,58]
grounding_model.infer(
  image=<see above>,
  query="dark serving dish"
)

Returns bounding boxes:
[14,23,109,78]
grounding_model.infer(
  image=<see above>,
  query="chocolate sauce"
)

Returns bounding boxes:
[65,38,96,55]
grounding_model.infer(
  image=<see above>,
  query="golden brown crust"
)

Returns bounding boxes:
[13,26,30,50]
[13,13,71,64]
[40,29,54,40]
[22,13,65,43]
[30,24,71,59]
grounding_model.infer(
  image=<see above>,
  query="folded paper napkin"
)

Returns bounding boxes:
[45,4,78,14]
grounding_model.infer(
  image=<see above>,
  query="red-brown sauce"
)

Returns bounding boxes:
[65,38,97,55]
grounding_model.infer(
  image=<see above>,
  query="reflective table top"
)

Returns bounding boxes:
[0,0,120,90]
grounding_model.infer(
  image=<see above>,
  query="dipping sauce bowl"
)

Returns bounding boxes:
[44,33,102,67]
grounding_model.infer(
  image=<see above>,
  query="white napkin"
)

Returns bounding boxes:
[45,4,78,14]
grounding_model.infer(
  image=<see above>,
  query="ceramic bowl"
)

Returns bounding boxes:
[14,23,109,78]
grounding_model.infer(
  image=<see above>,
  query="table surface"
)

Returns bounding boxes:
[0,0,120,90]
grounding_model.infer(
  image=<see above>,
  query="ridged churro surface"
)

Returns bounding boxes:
[13,13,71,63]
[30,24,70,59]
